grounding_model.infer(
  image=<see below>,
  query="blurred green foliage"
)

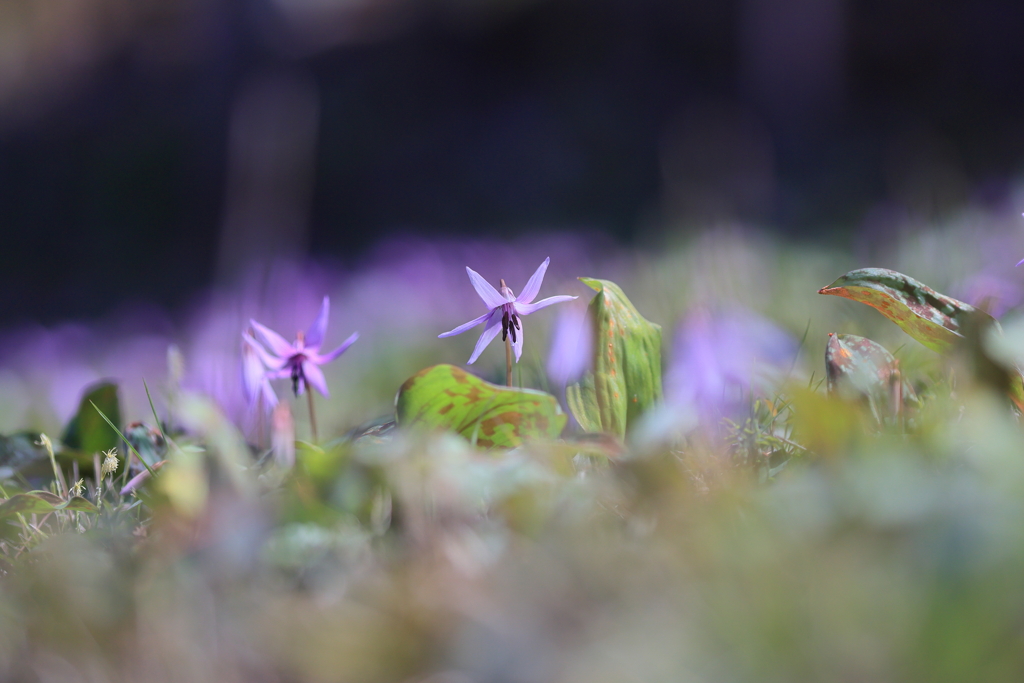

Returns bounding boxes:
[1,235,1024,682]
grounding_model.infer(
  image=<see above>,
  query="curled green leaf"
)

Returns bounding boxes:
[566,278,662,437]
[818,268,987,353]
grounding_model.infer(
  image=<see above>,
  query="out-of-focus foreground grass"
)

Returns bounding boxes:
[2,214,1024,682]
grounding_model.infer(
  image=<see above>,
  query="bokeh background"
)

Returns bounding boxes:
[8,5,1024,682]
[4,0,1024,440]
[3,0,1024,323]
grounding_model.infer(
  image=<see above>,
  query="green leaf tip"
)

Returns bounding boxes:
[567,278,662,437]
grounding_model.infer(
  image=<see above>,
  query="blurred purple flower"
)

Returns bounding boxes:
[244,296,358,398]
[955,273,1023,318]
[666,307,796,422]
[546,304,592,387]
[438,257,576,364]
[241,330,278,412]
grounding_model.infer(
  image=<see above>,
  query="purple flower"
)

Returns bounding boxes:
[242,330,278,411]
[243,296,358,398]
[438,257,577,364]
[666,307,796,423]
[546,304,592,387]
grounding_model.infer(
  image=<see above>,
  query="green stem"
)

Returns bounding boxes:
[505,336,513,387]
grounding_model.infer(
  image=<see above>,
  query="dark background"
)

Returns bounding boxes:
[2,0,1024,324]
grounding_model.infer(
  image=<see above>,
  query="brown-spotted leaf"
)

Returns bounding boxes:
[395,365,566,449]
[566,278,662,437]
[826,333,899,397]
[818,268,989,353]
[825,333,918,426]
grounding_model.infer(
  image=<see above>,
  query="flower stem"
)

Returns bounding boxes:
[307,390,319,442]
[505,335,513,387]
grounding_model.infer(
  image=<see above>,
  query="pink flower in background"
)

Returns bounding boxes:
[438,257,577,364]
[243,296,358,399]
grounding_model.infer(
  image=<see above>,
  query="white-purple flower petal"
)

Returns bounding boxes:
[303,361,329,397]
[514,295,577,316]
[315,332,359,364]
[250,320,296,358]
[242,335,279,411]
[468,311,504,364]
[511,323,524,362]
[517,257,550,304]
[243,331,288,370]
[305,296,330,350]
[466,266,508,309]
[438,311,492,338]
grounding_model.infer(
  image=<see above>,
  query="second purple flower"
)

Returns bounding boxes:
[243,296,358,400]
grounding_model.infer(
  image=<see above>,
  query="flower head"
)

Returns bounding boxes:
[243,296,358,399]
[101,448,119,478]
[438,257,577,364]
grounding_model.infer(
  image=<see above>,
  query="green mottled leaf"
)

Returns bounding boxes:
[818,268,987,353]
[395,364,566,448]
[818,269,1024,412]
[566,278,662,437]
[0,491,97,519]
[62,381,121,456]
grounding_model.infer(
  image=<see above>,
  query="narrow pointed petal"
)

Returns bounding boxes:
[512,323,524,362]
[242,339,268,404]
[305,296,330,350]
[515,295,577,316]
[467,267,507,309]
[261,380,279,411]
[316,332,359,363]
[250,320,296,358]
[467,311,503,364]
[303,361,330,397]
[438,311,492,338]
[517,257,550,304]
[243,332,288,370]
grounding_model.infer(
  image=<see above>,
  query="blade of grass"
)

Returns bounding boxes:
[143,378,163,436]
[144,377,184,455]
[91,401,157,479]
[783,317,812,382]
